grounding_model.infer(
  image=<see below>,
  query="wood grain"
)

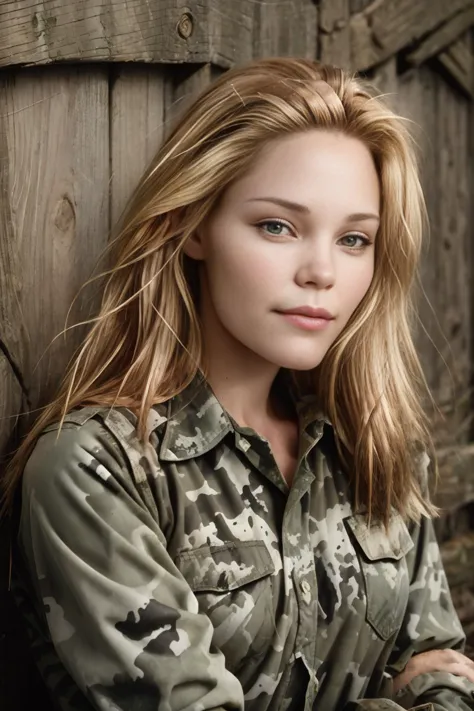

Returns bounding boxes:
[0,77,29,453]
[433,70,471,425]
[0,0,208,67]
[350,0,474,71]
[0,0,257,69]
[437,32,474,98]
[0,66,110,413]
[319,0,351,68]
[252,0,318,60]
[163,63,224,133]
[406,8,474,68]
[110,65,166,227]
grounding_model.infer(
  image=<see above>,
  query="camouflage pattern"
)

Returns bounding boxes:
[14,375,474,710]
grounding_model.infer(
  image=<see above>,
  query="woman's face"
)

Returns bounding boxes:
[185,129,380,372]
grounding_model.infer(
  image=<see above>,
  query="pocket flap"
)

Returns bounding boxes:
[176,540,275,592]
[346,513,414,561]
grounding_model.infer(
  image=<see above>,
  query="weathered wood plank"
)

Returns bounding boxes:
[0,0,253,69]
[442,533,474,589]
[319,0,350,68]
[163,63,224,132]
[0,65,111,710]
[110,66,166,227]
[370,56,399,96]
[433,71,471,423]
[0,73,30,454]
[0,356,22,456]
[350,0,473,71]
[388,64,472,446]
[436,33,474,98]
[406,8,474,68]
[387,66,439,402]
[434,445,474,512]
[208,0,252,68]
[253,0,318,60]
[0,67,110,410]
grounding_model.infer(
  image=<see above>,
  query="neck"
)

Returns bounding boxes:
[205,355,282,430]
[198,277,295,430]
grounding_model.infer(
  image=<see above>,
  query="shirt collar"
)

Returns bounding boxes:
[156,373,331,462]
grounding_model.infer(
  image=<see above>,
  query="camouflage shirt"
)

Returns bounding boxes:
[14,376,474,711]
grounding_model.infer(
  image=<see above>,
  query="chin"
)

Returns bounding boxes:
[281,359,325,372]
[265,349,327,372]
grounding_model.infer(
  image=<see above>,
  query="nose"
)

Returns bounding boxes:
[294,238,335,290]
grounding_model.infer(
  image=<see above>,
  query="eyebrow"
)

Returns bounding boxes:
[247,197,380,222]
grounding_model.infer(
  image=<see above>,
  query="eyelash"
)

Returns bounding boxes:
[256,219,373,250]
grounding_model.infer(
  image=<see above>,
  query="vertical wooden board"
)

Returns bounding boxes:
[1,66,110,412]
[395,66,440,398]
[434,75,471,432]
[163,63,225,131]
[110,65,166,227]
[370,56,399,98]
[364,64,440,397]
[319,0,351,68]
[253,0,318,60]
[395,67,472,445]
[0,76,29,452]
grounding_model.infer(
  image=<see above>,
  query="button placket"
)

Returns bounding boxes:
[300,579,312,605]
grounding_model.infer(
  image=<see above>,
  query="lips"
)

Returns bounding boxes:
[277,307,335,332]
[279,306,334,320]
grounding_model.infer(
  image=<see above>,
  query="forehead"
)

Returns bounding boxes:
[221,130,380,213]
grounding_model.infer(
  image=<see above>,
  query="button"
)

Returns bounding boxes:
[239,438,250,452]
[300,579,311,604]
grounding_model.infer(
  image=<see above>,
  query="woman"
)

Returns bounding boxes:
[4,58,474,711]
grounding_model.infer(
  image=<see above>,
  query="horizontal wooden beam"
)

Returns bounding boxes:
[0,0,253,69]
[406,8,474,67]
[436,34,474,98]
[350,0,474,71]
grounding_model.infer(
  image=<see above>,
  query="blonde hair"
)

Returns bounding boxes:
[2,58,436,524]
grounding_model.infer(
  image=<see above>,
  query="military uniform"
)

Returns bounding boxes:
[14,376,474,710]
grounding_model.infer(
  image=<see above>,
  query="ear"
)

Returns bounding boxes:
[182,227,206,261]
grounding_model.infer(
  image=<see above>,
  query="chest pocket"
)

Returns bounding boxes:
[175,540,276,671]
[346,513,414,641]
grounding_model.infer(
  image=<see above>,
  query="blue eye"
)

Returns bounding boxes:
[339,233,371,249]
[258,220,293,237]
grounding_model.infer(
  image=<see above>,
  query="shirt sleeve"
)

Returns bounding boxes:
[18,420,245,711]
[387,513,474,710]
[343,511,474,711]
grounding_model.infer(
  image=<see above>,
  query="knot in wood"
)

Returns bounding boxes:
[54,196,75,232]
[177,12,194,40]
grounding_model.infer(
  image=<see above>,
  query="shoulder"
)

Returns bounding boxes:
[22,404,167,518]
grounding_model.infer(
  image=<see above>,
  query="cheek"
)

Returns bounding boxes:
[208,243,278,302]
[341,258,375,315]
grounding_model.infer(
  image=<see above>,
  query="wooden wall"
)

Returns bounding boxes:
[0,1,473,708]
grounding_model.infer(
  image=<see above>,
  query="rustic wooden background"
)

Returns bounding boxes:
[1,1,473,708]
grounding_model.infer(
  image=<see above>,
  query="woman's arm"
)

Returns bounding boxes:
[18,421,244,711]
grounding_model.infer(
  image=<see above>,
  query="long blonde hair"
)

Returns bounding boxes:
[2,58,436,524]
